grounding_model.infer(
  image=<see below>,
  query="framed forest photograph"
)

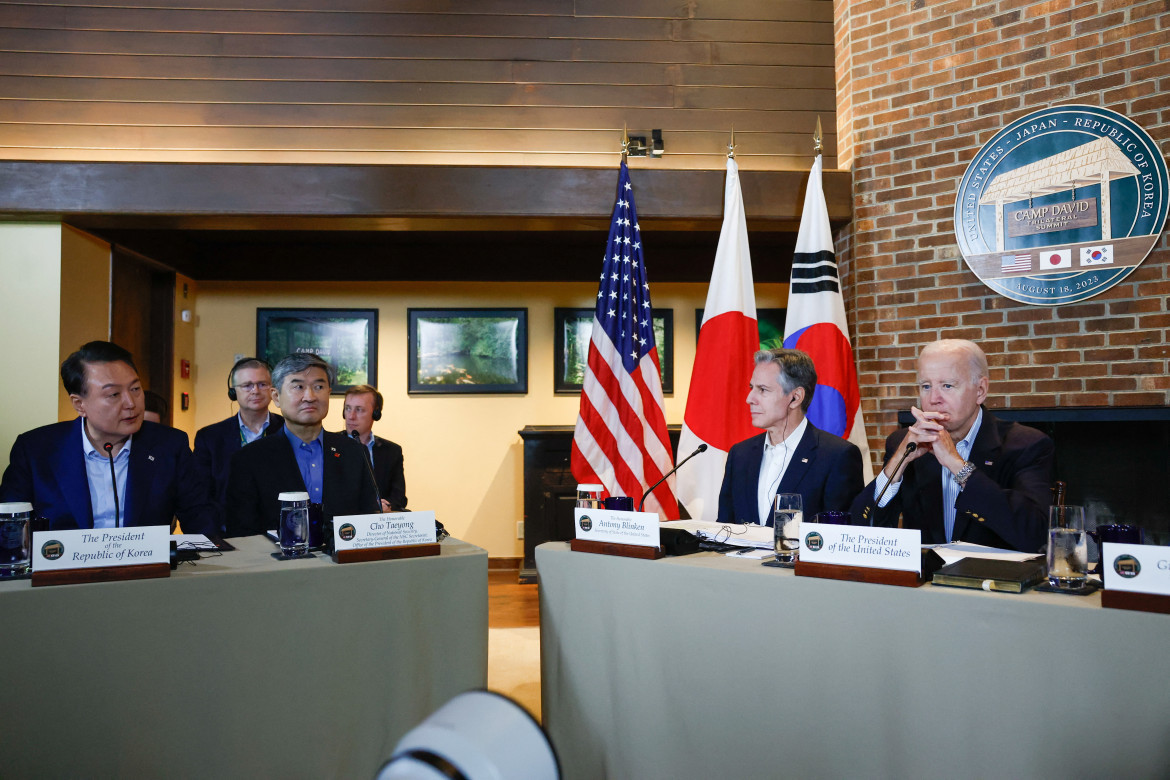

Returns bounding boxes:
[256,308,377,394]
[555,308,673,395]
[408,308,528,394]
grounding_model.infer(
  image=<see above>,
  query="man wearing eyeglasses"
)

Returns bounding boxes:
[193,357,285,534]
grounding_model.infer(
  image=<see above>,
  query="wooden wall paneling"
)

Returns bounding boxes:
[3,7,678,40]
[577,0,833,22]
[3,102,832,135]
[0,162,852,222]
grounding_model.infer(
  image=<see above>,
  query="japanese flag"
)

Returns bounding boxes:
[1044,249,1072,269]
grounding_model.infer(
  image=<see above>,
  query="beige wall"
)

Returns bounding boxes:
[0,224,64,471]
[0,223,110,474]
[58,225,112,418]
[194,280,787,556]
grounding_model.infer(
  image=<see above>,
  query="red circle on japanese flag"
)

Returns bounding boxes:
[1048,254,1062,265]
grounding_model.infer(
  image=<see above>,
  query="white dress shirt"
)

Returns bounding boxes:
[756,417,808,525]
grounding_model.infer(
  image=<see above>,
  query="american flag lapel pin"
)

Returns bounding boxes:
[984,460,993,465]
[148,455,155,462]
[801,458,808,463]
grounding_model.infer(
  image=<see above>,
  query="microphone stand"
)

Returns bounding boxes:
[349,430,385,513]
[639,444,707,512]
[102,442,121,528]
[873,441,917,510]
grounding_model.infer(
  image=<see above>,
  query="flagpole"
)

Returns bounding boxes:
[813,116,823,157]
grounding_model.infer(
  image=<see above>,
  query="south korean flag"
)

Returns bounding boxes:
[1080,245,1114,265]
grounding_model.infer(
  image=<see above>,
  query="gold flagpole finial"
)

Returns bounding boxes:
[727,127,736,159]
[621,124,629,162]
[813,116,823,156]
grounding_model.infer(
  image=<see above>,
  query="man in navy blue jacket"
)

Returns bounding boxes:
[717,349,864,526]
[0,341,215,535]
[193,357,284,533]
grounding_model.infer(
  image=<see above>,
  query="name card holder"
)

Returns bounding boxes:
[794,526,935,588]
[569,538,664,560]
[793,554,932,588]
[330,512,441,565]
[31,528,171,588]
[1099,542,1170,615]
[1100,591,1170,615]
[333,544,441,565]
[571,508,663,561]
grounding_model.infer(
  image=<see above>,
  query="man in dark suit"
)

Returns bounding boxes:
[224,353,378,537]
[0,341,215,535]
[342,384,407,512]
[193,357,285,533]
[850,339,1054,553]
[717,348,864,525]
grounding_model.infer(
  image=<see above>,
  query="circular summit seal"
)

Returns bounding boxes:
[804,531,824,552]
[1112,554,1140,579]
[578,514,593,532]
[955,104,1168,305]
[41,539,64,560]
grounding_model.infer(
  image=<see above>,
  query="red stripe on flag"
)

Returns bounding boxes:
[683,310,759,451]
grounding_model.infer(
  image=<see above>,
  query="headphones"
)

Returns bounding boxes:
[227,357,272,402]
[347,386,383,421]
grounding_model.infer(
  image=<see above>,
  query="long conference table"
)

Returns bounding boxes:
[537,541,1170,780]
[0,535,488,779]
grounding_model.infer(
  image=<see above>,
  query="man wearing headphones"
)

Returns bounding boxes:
[716,348,864,525]
[343,384,408,512]
[192,357,285,533]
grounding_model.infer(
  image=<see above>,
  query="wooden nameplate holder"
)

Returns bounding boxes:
[32,563,170,588]
[795,560,924,587]
[332,543,440,564]
[571,538,664,560]
[1101,590,1170,615]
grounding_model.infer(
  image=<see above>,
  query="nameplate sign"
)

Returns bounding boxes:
[1102,542,1170,596]
[333,511,436,552]
[799,525,921,573]
[575,508,659,548]
[32,526,169,571]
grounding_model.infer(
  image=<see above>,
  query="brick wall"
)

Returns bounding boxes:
[835,0,1170,470]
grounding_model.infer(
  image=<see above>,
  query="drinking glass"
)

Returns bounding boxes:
[773,494,803,563]
[1047,505,1087,589]
[0,502,32,578]
[278,491,310,558]
[576,484,604,510]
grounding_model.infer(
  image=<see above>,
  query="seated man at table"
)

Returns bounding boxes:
[717,348,864,525]
[224,352,379,537]
[0,340,215,535]
[193,357,285,533]
[849,338,1054,552]
[343,383,407,512]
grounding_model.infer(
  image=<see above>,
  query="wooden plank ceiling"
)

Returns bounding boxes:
[0,0,844,281]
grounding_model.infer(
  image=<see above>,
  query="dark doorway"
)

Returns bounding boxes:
[111,247,175,425]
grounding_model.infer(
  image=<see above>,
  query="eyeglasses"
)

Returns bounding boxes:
[234,382,271,392]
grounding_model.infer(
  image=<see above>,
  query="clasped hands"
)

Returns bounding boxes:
[883,406,966,482]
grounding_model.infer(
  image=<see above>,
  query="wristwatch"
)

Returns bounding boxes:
[954,460,976,489]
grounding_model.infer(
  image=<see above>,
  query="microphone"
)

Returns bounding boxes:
[103,442,121,528]
[639,443,707,512]
[873,441,917,510]
[350,430,384,513]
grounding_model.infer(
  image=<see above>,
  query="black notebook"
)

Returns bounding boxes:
[931,557,1045,593]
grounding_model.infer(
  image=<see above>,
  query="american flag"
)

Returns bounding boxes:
[1001,253,1031,273]
[571,161,679,519]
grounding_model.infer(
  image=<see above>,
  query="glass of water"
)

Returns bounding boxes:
[1047,504,1087,589]
[278,491,310,558]
[773,493,803,563]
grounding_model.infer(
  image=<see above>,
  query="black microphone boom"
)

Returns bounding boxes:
[349,430,384,513]
[639,443,708,512]
[103,442,121,528]
[873,441,917,511]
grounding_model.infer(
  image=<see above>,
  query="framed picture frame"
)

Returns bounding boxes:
[554,308,673,395]
[408,308,528,394]
[695,308,787,351]
[256,308,377,394]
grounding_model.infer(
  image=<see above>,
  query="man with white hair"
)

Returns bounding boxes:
[850,339,1055,552]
